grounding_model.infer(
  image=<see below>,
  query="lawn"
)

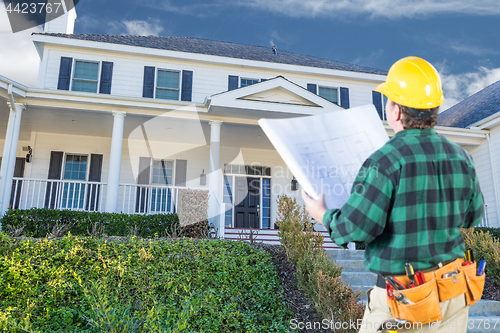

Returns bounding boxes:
[0,233,293,332]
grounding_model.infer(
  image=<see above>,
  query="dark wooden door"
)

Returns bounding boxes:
[234,177,260,228]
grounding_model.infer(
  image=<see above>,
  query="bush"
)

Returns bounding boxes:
[0,234,292,332]
[1,208,179,238]
[276,195,364,333]
[475,227,500,242]
[462,227,500,284]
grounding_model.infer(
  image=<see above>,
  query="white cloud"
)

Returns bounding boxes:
[0,6,41,87]
[142,0,223,18]
[122,20,164,36]
[105,19,164,36]
[231,0,500,19]
[439,66,500,111]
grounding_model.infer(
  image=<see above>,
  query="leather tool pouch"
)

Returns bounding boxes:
[386,258,485,324]
[386,279,442,324]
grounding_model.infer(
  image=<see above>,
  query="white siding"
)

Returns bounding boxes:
[467,139,498,227]
[42,47,380,107]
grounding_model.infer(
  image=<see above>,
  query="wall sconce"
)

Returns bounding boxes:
[291,176,298,191]
[25,146,33,163]
[200,169,207,186]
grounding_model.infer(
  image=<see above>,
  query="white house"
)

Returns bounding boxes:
[0,8,496,249]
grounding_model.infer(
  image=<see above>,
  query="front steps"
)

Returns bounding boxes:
[326,249,500,332]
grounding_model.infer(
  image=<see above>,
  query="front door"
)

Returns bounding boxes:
[234,177,260,228]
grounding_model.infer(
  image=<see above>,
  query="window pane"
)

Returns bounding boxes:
[64,155,87,180]
[156,88,179,100]
[241,78,259,87]
[72,80,98,93]
[157,70,179,89]
[74,61,99,81]
[318,86,338,104]
[152,160,173,185]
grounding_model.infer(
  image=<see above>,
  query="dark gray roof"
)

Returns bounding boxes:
[438,80,500,128]
[34,33,387,75]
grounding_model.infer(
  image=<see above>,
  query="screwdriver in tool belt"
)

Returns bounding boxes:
[467,248,475,263]
[405,263,417,288]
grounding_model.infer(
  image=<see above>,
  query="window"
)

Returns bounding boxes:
[62,154,88,209]
[318,86,338,104]
[381,94,388,120]
[151,159,174,212]
[224,176,233,228]
[156,69,180,100]
[240,78,260,88]
[72,60,100,93]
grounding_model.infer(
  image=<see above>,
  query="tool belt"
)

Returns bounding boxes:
[378,258,485,324]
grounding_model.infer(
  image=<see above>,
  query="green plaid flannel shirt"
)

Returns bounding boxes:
[323,128,484,275]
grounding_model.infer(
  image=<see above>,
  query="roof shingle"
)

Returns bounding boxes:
[34,33,387,75]
[438,80,500,128]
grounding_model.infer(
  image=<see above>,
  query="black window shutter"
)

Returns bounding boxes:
[136,157,151,213]
[86,154,103,211]
[175,159,187,187]
[372,91,383,119]
[57,57,73,91]
[10,157,25,209]
[143,66,156,98]
[99,61,114,94]
[307,84,317,94]
[340,87,350,109]
[45,151,64,208]
[181,70,193,102]
[228,75,239,91]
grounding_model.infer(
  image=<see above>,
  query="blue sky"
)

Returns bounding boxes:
[1,0,500,110]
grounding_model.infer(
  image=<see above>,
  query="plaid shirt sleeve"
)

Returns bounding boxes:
[323,159,394,248]
[463,166,485,228]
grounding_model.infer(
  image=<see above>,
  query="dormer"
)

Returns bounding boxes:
[43,0,77,34]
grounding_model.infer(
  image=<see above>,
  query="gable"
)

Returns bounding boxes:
[239,87,318,107]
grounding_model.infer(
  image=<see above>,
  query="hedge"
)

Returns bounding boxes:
[0,235,292,332]
[1,208,179,238]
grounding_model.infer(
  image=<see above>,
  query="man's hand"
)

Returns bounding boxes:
[301,190,328,227]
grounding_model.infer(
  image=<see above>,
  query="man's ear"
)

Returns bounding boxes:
[394,103,402,122]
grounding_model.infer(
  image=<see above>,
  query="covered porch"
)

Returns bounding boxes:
[0,76,347,245]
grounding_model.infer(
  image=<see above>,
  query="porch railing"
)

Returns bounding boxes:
[9,178,208,215]
[11,177,107,211]
[117,184,206,215]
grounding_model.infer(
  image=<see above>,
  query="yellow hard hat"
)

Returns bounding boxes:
[375,56,444,109]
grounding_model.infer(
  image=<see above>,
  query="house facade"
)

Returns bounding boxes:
[0,8,496,249]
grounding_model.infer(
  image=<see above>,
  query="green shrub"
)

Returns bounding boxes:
[276,195,363,332]
[475,227,500,242]
[0,234,292,332]
[1,208,179,238]
[462,227,500,284]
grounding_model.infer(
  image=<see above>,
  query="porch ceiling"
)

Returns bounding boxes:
[0,99,275,150]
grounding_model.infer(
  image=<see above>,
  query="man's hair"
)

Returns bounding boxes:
[399,104,439,130]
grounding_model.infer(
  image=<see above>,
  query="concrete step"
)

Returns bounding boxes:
[341,271,377,286]
[326,249,364,261]
[336,259,369,272]
[466,316,500,332]
[469,300,500,317]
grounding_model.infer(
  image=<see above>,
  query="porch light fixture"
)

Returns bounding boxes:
[25,146,33,163]
[200,169,207,186]
[291,176,298,191]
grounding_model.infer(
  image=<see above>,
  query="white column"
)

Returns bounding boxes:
[104,111,126,213]
[208,120,223,237]
[0,103,25,219]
